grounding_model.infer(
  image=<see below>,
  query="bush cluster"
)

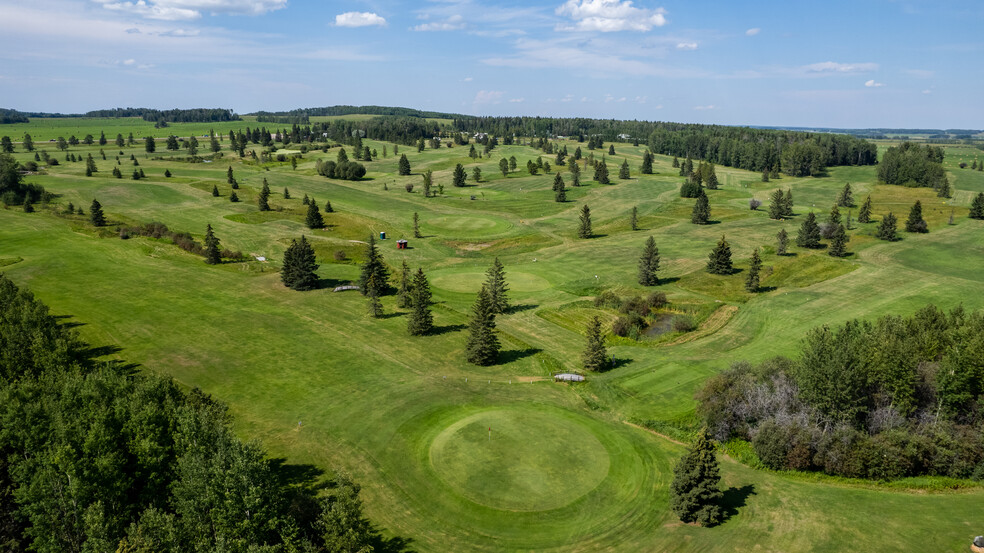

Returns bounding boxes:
[118,221,245,261]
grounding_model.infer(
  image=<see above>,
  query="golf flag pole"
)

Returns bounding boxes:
[489,426,491,441]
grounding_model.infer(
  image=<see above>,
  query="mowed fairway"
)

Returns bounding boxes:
[3,119,984,552]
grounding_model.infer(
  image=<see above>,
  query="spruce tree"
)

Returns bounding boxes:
[796,212,822,248]
[582,316,611,372]
[452,164,466,187]
[407,268,433,335]
[227,166,235,184]
[837,183,854,207]
[672,155,679,168]
[398,154,411,176]
[281,235,320,290]
[828,204,841,226]
[465,285,500,366]
[413,212,422,238]
[258,179,271,211]
[485,257,510,314]
[212,185,219,197]
[204,224,221,265]
[768,189,785,220]
[578,205,592,238]
[876,212,899,241]
[745,248,762,292]
[358,235,389,296]
[828,224,849,257]
[776,228,789,255]
[323,199,333,213]
[969,192,984,219]
[89,199,105,227]
[706,235,734,275]
[366,274,383,318]
[396,261,412,309]
[306,201,325,229]
[608,144,615,155]
[669,427,723,526]
[164,169,172,178]
[858,195,873,223]
[229,190,239,203]
[554,174,566,202]
[630,206,639,231]
[691,191,711,225]
[936,179,952,198]
[641,151,653,174]
[761,169,770,182]
[302,194,309,205]
[472,167,482,183]
[595,161,609,184]
[85,154,97,174]
[637,236,660,286]
[905,200,928,233]
[781,189,794,217]
[22,198,33,213]
[283,187,290,199]
[499,157,509,176]
[619,159,630,180]
[704,163,719,189]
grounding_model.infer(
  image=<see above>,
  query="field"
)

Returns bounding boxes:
[3,118,984,552]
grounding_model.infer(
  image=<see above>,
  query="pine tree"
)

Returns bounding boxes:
[672,155,679,168]
[396,261,412,309]
[407,268,433,335]
[969,192,984,219]
[608,144,615,155]
[858,196,873,223]
[204,224,221,265]
[258,179,271,211]
[761,169,770,182]
[283,187,290,199]
[876,212,899,241]
[465,285,500,366]
[828,224,849,257]
[582,316,611,372]
[796,212,822,248]
[704,163,719,189]
[619,159,630,179]
[691,191,711,225]
[768,189,785,220]
[366,274,383,318]
[936,178,952,198]
[281,235,320,290]
[302,194,309,205]
[837,183,853,207]
[776,228,789,256]
[554,174,566,202]
[323,199,333,213]
[306,201,324,229]
[669,427,723,526]
[484,257,510,315]
[595,161,610,184]
[212,185,219,197]
[638,236,661,286]
[398,154,411,176]
[65,201,74,214]
[358,235,389,296]
[164,169,172,178]
[85,154,97,174]
[99,131,107,145]
[227,166,235,185]
[229,191,239,203]
[89,199,105,227]
[828,204,841,226]
[578,205,592,238]
[905,200,928,233]
[472,167,482,183]
[570,161,581,187]
[641,151,653,174]
[630,206,639,231]
[781,189,794,217]
[706,235,734,275]
[742,248,762,292]
[112,166,122,178]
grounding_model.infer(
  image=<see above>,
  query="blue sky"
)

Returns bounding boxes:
[0,0,981,128]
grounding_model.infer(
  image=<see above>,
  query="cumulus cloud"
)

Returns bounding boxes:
[556,0,667,32]
[97,0,287,20]
[473,90,504,104]
[864,79,884,87]
[802,61,878,75]
[335,12,386,27]
[745,27,760,36]
[676,42,697,50]
[412,14,465,31]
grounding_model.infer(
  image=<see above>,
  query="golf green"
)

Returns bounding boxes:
[429,408,610,512]
[430,271,551,293]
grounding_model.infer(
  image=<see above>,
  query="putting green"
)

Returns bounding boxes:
[430,271,551,293]
[429,408,610,512]
[423,215,513,238]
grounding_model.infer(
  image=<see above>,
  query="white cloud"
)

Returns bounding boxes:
[335,12,386,27]
[556,0,667,32]
[653,104,663,109]
[482,37,687,78]
[676,42,697,50]
[693,105,715,110]
[96,0,287,20]
[473,90,504,104]
[803,61,879,75]
[463,76,473,82]
[159,28,200,36]
[864,79,884,87]
[412,15,465,31]
[509,97,525,103]
[922,89,932,94]
[745,27,760,36]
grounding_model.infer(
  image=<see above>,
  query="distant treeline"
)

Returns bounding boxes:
[877,142,947,189]
[250,105,465,120]
[0,109,29,124]
[0,107,240,124]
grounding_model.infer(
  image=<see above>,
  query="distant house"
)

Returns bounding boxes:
[618,133,631,140]
[473,132,488,141]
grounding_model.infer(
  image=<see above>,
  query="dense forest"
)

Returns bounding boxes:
[877,142,948,190]
[0,108,240,124]
[697,306,984,480]
[0,109,29,124]
[0,275,382,552]
[251,105,464,120]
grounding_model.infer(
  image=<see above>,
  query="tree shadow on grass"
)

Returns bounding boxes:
[756,286,778,293]
[506,303,537,314]
[369,533,415,553]
[610,357,633,370]
[318,277,352,290]
[498,347,541,364]
[655,276,681,286]
[378,311,406,320]
[720,484,756,524]
[54,314,86,329]
[429,323,467,336]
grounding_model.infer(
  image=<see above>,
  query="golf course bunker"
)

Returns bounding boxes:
[423,215,512,238]
[429,408,610,512]
[431,271,551,293]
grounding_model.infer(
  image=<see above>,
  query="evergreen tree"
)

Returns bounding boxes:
[745,248,762,292]
[608,144,615,155]
[407,268,433,335]
[413,212,422,238]
[258,179,271,211]
[485,257,509,315]
[281,235,320,290]
[422,170,433,197]
[65,201,74,214]
[706,235,734,275]
[472,167,482,183]
[570,161,581,187]
[828,224,849,257]
[619,159,630,179]
[306,201,324,229]
[578,204,592,238]
[22,198,33,213]
[969,192,984,219]
[85,154,97,174]
[144,136,155,153]
[164,168,172,178]
[112,166,122,178]
[366,274,383,318]
[1,135,13,153]
[641,151,654,174]
[837,183,854,207]
[99,131,107,145]
[704,164,719,189]
[211,185,219,197]
[499,157,509,176]
[776,228,789,255]
[302,194,309,205]
[595,160,610,184]
[905,200,928,233]
[398,154,411,176]
[936,178,952,198]
[204,224,221,265]
[796,212,822,248]
[638,236,661,286]
[465,285,500,366]
[672,155,679,168]
[876,212,899,241]
[358,235,389,296]
[283,187,290,199]
[582,316,611,372]
[452,163,466,187]
[761,169,770,182]
[396,261,412,309]
[858,195,873,223]
[553,174,566,202]
[768,189,785,219]
[229,191,239,202]
[669,427,723,526]
[630,206,639,231]
[227,166,235,185]
[828,204,841,226]
[509,155,518,170]
[22,133,34,151]
[691,191,711,224]
[89,199,105,226]
[781,189,794,217]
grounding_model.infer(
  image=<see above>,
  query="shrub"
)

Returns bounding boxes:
[646,292,668,309]
[749,198,762,210]
[593,290,621,309]
[333,250,347,262]
[673,315,696,332]
[752,421,790,470]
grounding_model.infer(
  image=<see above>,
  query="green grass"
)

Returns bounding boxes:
[3,130,984,552]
